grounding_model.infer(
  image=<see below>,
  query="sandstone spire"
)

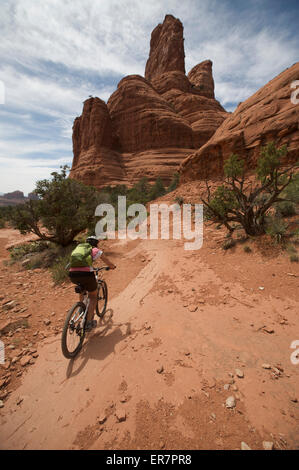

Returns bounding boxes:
[145,14,185,82]
[188,60,215,99]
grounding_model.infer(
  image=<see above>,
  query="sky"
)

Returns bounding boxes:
[0,0,298,195]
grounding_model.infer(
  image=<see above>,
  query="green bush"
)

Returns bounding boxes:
[9,241,49,261]
[275,201,296,217]
[202,143,298,236]
[50,249,72,284]
[167,172,180,193]
[222,238,236,250]
[7,166,102,247]
[265,216,288,243]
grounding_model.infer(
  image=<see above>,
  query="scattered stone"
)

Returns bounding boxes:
[225,396,236,409]
[115,409,126,423]
[0,400,4,408]
[157,365,164,374]
[20,356,31,367]
[259,287,265,291]
[232,385,238,392]
[290,397,298,403]
[2,300,16,311]
[241,442,251,450]
[235,369,244,378]
[167,289,173,294]
[44,319,51,326]
[188,305,198,312]
[21,259,31,267]
[262,364,271,369]
[98,414,107,425]
[16,396,24,405]
[159,440,165,449]
[223,384,230,391]
[263,327,274,334]
[263,441,274,450]
[210,413,216,420]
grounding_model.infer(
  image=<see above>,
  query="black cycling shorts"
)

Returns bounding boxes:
[69,271,97,292]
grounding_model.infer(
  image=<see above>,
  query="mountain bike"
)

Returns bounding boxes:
[61,267,110,359]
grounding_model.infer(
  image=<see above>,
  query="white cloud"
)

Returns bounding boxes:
[0,154,72,195]
[0,0,298,193]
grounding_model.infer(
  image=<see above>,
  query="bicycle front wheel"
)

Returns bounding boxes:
[96,281,108,318]
[61,302,86,359]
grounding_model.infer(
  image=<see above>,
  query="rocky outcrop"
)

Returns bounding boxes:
[3,191,25,200]
[145,15,185,82]
[70,15,228,188]
[180,62,299,182]
[107,75,194,153]
[188,60,215,99]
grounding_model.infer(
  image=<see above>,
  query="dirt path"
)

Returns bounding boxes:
[0,228,298,450]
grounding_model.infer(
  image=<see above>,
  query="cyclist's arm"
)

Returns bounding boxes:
[98,253,116,270]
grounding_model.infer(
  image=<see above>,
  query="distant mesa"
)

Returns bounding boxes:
[3,190,25,200]
[69,14,299,190]
[0,190,38,206]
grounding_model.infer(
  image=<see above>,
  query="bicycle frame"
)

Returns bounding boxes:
[71,267,109,326]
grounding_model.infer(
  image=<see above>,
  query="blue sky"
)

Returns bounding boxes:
[0,0,298,194]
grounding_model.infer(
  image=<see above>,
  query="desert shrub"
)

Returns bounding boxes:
[290,254,299,262]
[7,166,102,247]
[283,173,299,203]
[50,248,73,284]
[148,177,166,200]
[202,143,298,236]
[9,241,49,261]
[222,238,236,250]
[167,172,180,193]
[265,216,288,243]
[243,245,252,253]
[0,219,5,228]
[275,200,296,217]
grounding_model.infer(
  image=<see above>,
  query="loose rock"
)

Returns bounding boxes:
[241,442,251,450]
[235,369,244,378]
[263,441,274,450]
[225,396,236,408]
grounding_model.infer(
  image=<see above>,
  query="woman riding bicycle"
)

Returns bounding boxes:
[69,236,116,331]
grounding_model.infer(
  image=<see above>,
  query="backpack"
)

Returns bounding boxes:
[70,243,93,268]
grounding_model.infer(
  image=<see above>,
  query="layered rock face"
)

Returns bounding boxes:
[70,14,228,188]
[144,14,185,81]
[180,63,299,182]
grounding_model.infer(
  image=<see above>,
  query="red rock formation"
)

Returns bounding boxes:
[145,15,185,82]
[180,62,299,182]
[70,97,126,186]
[188,60,215,99]
[107,75,194,153]
[70,15,228,189]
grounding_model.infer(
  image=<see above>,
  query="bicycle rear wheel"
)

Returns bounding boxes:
[61,302,86,359]
[96,280,108,318]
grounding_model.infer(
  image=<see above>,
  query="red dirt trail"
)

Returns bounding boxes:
[0,227,298,450]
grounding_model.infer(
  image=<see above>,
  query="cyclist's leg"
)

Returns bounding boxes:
[87,289,97,323]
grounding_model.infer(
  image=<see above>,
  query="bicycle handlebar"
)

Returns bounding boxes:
[93,266,114,272]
